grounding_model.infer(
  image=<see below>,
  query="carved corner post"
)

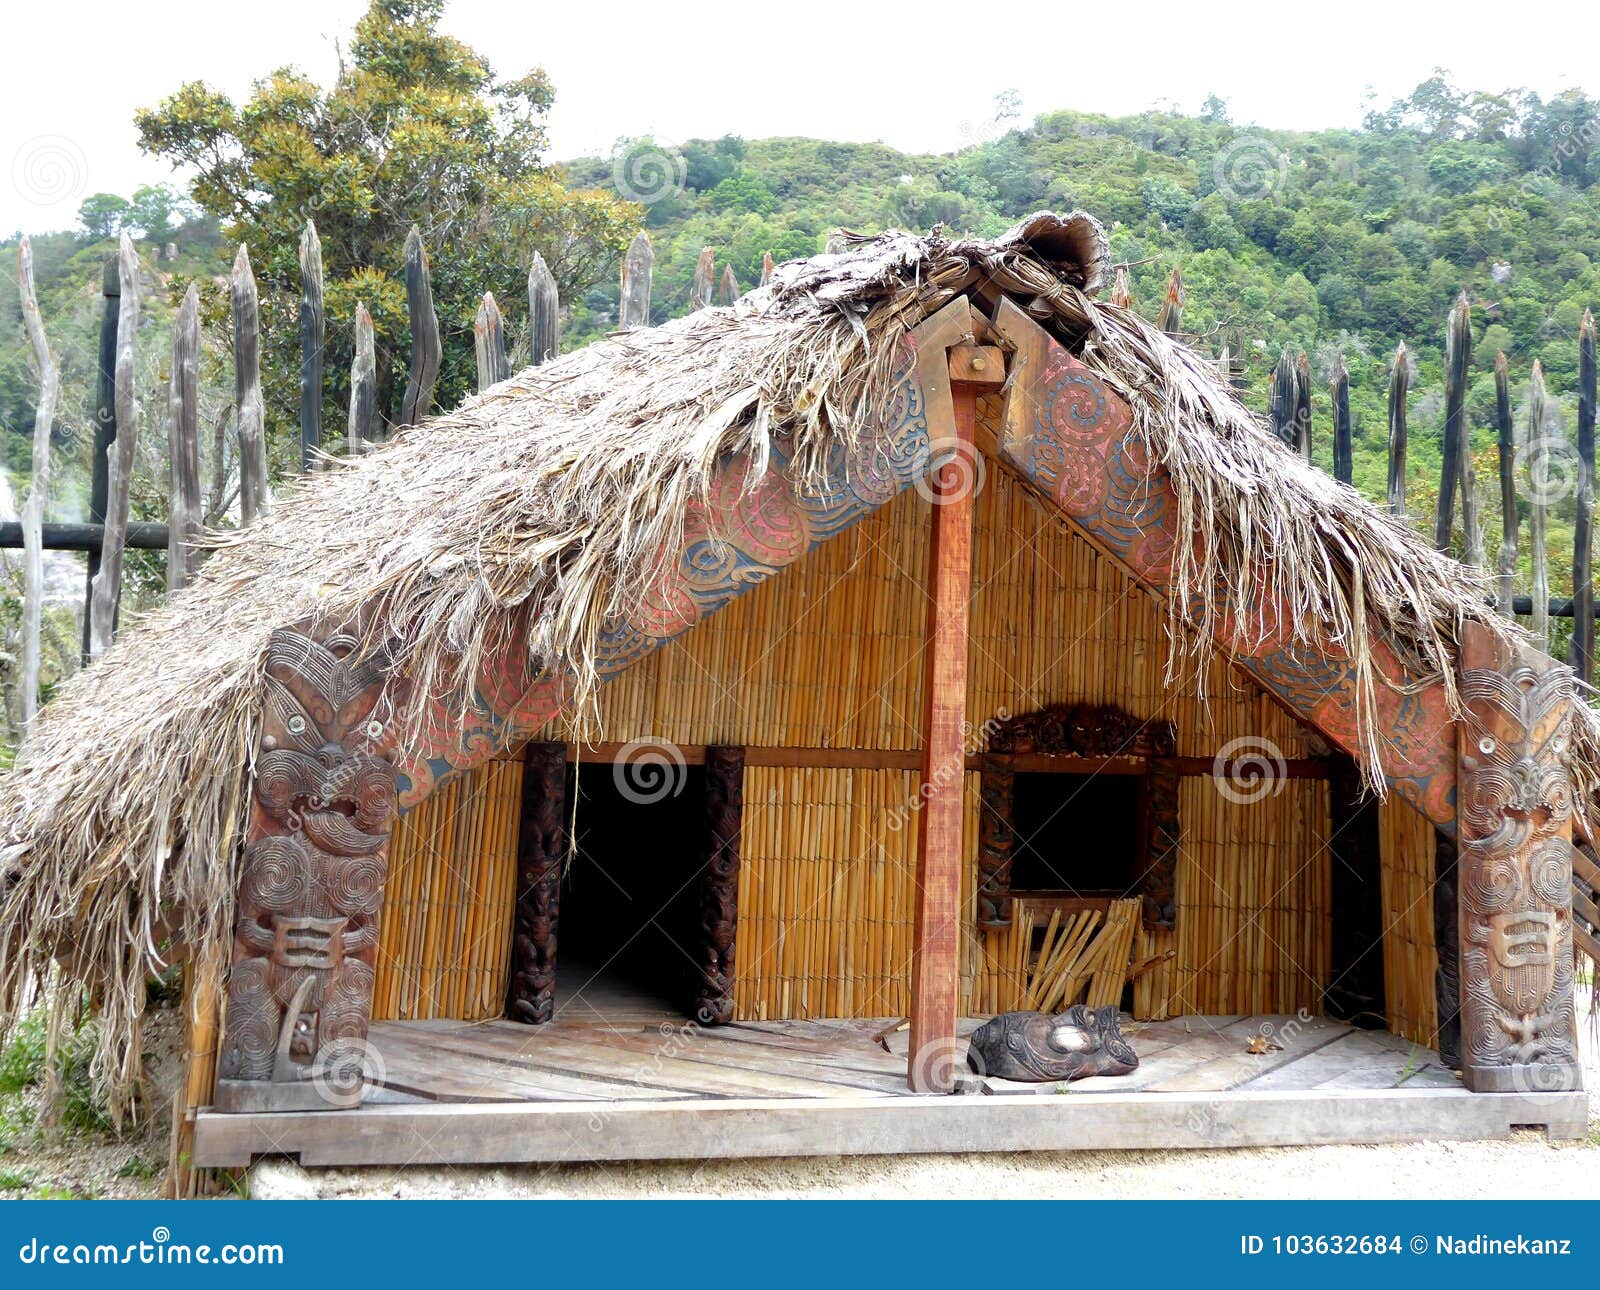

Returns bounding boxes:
[693,746,745,1025]
[976,753,1016,930]
[216,628,398,1112]
[1455,622,1581,1093]
[507,741,567,1024]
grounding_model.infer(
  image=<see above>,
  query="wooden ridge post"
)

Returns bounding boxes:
[905,313,1001,1094]
[474,291,510,391]
[691,247,715,310]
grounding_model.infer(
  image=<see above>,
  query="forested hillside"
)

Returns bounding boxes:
[562,79,1600,597]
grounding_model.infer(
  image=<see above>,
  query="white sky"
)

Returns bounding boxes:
[3,0,1598,234]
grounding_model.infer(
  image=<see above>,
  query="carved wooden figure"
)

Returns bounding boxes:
[966,1006,1138,1082]
[1455,622,1581,1093]
[693,746,744,1025]
[216,627,397,1111]
[507,742,566,1024]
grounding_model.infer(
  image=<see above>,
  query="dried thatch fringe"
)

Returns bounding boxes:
[1,211,1596,1119]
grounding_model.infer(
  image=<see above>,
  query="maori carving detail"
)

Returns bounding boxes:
[977,754,1016,929]
[217,628,397,1111]
[981,704,1179,930]
[1433,831,1462,1070]
[693,746,744,1025]
[1456,625,1580,1093]
[966,1006,1138,1082]
[507,742,566,1024]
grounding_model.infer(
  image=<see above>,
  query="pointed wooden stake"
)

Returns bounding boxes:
[400,226,441,426]
[691,247,715,310]
[474,291,509,391]
[717,264,739,307]
[17,236,57,725]
[1387,342,1409,517]
[298,220,324,469]
[168,282,202,591]
[1575,309,1596,680]
[619,231,653,328]
[527,253,559,365]
[348,303,376,452]
[1494,351,1516,615]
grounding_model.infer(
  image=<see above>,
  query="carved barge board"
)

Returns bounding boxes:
[394,299,975,807]
[989,298,1457,828]
[694,746,744,1025]
[1454,621,1580,1094]
[506,742,566,1025]
[216,627,399,1112]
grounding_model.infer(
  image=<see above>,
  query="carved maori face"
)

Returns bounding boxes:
[966,1005,1138,1083]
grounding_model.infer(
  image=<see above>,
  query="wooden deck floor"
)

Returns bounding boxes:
[192,1008,1587,1167]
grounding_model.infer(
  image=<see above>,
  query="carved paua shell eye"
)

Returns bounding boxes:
[365,720,384,740]
[287,713,308,736]
[1478,736,1496,756]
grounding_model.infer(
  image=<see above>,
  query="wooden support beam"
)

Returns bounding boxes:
[908,378,976,1095]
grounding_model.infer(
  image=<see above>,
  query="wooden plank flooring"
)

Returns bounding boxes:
[193,1012,1585,1168]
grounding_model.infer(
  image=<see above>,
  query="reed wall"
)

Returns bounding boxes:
[1378,794,1441,1047]
[384,462,1345,1027]
[372,756,523,1021]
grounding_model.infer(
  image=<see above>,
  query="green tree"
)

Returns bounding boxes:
[134,0,639,447]
[77,193,129,239]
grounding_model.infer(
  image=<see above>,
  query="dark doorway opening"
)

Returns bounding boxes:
[557,761,707,1019]
[1010,772,1144,897]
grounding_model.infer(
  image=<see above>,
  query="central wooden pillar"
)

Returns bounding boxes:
[908,368,980,1093]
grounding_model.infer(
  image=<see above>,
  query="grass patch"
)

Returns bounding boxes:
[0,1009,114,1136]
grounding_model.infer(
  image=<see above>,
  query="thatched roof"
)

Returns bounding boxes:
[2,211,1594,1118]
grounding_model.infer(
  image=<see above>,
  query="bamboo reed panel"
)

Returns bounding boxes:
[373,757,524,1021]
[1377,794,1440,1047]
